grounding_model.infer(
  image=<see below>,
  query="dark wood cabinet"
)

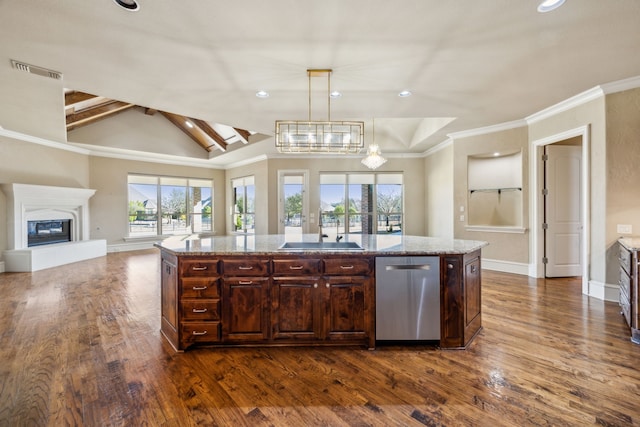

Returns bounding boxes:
[618,241,639,344]
[440,250,482,349]
[159,249,479,351]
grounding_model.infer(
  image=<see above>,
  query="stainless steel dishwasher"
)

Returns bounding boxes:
[375,256,440,341]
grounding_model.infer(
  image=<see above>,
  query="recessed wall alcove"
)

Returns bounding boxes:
[467,151,523,230]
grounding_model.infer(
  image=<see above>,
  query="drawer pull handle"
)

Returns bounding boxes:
[238,266,254,270]
[192,330,208,336]
[289,265,304,270]
[239,280,253,285]
[192,308,208,313]
[340,265,354,270]
[192,286,208,291]
[192,266,208,271]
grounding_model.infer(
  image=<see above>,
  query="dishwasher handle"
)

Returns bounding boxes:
[385,264,431,271]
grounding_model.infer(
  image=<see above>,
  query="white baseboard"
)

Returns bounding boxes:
[108,241,158,253]
[0,261,4,273]
[589,280,619,302]
[482,258,530,276]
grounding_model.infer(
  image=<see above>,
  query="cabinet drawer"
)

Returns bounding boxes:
[181,322,221,344]
[324,258,372,276]
[181,277,220,299]
[272,258,322,275]
[181,259,219,277]
[619,269,631,301]
[620,291,631,327]
[222,259,270,276]
[182,300,221,320]
[619,245,632,275]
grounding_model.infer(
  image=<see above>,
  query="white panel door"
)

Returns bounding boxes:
[545,145,582,277]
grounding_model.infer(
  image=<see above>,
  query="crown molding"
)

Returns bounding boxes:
[423,138,453,157]
[600,75,640,95]
[446,119,527,140]
[0,128,90,155]
[525,87,604,125]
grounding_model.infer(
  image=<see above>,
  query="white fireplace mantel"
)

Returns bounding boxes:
[1,183,106,272]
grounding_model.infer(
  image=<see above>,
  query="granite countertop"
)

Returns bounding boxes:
[154,234,488,256]
[619,237,640,251]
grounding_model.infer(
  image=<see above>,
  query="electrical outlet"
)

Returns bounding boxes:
[459,215,465,222]
[617,224,633,234]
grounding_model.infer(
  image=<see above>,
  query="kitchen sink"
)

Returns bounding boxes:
[278,241,363,250]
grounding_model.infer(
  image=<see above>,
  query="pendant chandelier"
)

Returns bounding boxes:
[361,119,387,170]
[275,69,364,154]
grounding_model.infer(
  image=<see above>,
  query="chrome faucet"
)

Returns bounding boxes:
[318,209,328,242]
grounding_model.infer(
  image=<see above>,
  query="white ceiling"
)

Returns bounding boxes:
[1,1,640,166]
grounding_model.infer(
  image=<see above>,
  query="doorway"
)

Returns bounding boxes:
[277,170,309,238]
[532,125,590,295]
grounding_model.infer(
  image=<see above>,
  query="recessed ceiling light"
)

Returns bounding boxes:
[537,0,565,13]
[256,90,269,98]
[330,91,342,99]
[113,0,140,11]
[185,121,194,128]
[398,90,412,97]
[493,152,500,157]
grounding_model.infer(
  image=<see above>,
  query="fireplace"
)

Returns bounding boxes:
[28,219,72,247]
[1,183,107,272]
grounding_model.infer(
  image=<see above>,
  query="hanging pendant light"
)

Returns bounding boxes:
[361,119,387,170]
[275,69,364,154]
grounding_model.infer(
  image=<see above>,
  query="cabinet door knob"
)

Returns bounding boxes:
[326,282,330,288]
[447,264,454,269]
[313,283,318,288]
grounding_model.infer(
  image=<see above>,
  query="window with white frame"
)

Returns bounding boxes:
[319,173,403,240]
[232,176,255,234]
[128,175,213,237]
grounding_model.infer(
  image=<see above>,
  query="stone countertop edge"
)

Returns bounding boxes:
[619,237,640,251]
[153,234,489,256]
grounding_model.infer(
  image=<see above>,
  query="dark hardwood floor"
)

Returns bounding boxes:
[0,249,638,426]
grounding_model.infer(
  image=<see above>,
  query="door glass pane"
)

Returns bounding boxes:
[283,175,304,238]
[189,183,212,233]
[320,177,345,241]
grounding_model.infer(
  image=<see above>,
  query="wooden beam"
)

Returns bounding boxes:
[65,91,98,106]
[191,119,227,152]
[233,128,251,144]
[66,100,135,131]
[144,108,157,116]
[160,112,213,152]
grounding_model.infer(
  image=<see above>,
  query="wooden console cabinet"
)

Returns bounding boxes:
[159,247,482,351]
[618,240,640,344]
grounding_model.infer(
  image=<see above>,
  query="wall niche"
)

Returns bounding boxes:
[467,151,522,229]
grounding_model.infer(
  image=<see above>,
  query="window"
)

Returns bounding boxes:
[232,176,255,234]
[319,173,403,240]
[128,175,213,237]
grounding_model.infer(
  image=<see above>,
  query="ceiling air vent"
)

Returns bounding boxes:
[10,60,62,80]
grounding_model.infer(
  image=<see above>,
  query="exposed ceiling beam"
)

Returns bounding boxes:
[65,91,98,105]
[233,128,251,144]
[191,119,227,152]
[160,111,213,152]
[66,100,135,131]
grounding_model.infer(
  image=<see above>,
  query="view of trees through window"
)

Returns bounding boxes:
[232,176,255,234]
[128,175,213,237]
[319,173,403,240]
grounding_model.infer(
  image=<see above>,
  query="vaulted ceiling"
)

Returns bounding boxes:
[1,1,640,167]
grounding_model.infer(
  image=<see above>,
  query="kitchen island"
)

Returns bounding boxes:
[155,234,487,351]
